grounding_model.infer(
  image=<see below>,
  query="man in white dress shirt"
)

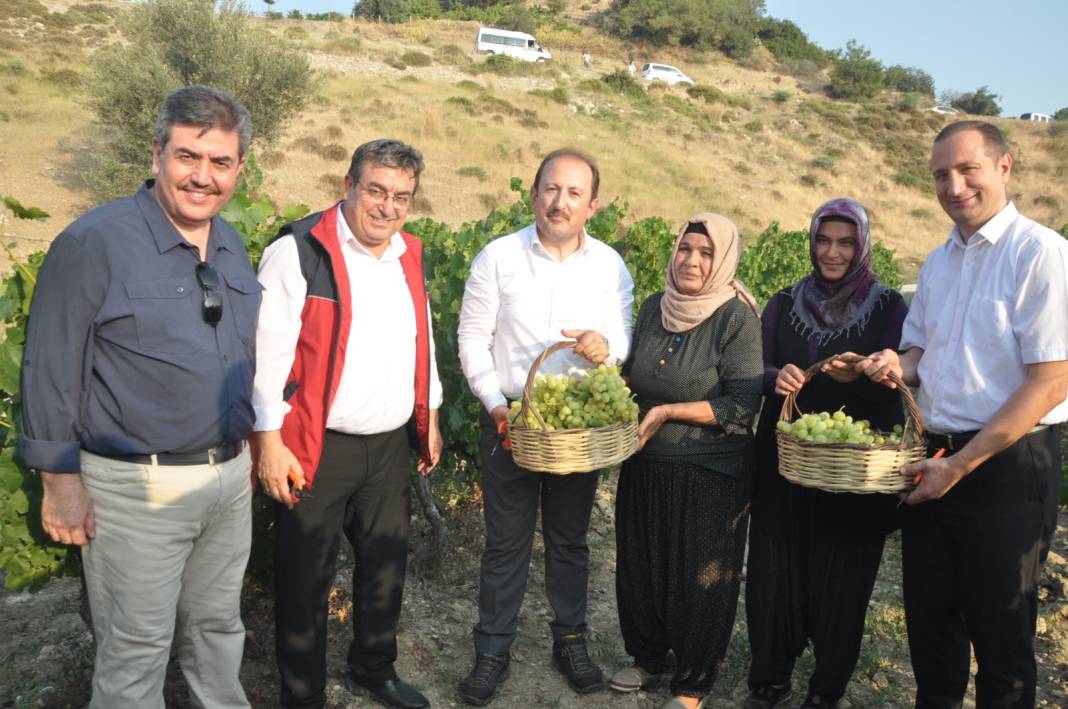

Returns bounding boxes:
[456,148,634,705]
[253,139,442,709]
[859,121,1068,708]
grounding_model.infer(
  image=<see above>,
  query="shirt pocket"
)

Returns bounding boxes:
[125,277,199,355]
[224,274,264,343]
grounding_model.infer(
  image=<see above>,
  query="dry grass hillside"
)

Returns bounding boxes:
[2,0,1067,278]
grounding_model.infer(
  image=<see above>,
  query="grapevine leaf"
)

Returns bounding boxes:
[0,337,22,393]
[0,448,21,493]
[2,196,49,221]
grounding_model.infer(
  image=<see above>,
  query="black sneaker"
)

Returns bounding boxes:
[551,635,605,694]
[459,653,511,706]
[801,692,839,708]
[743,682,793,709]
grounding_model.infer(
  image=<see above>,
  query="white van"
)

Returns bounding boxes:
[475,27,551,63]
[1020,112,1052,123]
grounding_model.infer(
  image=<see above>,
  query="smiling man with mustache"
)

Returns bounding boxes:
[456,148,634,705]
[18,85,260,708]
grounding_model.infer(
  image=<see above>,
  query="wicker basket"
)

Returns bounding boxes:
[509,341,639,474]
[775,353,926,494]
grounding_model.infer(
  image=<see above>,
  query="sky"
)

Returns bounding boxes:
[256,0,1066,118]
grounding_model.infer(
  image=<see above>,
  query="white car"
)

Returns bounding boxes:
[925,105,960,115]
[640,63,694,86]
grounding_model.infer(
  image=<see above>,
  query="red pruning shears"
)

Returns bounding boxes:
[897,448,945,507]
[491,419,512,455]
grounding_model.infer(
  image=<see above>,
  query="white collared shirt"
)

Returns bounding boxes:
[253,205,442,435]
[900,202,1068,432]
[458,223,634,412]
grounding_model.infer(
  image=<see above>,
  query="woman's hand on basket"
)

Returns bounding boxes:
[898,454,968,505]
[636,405,671,450]
[855,349,904,389]
[562,329,610,364]
[821,352,863,384]
[774,364,806,396]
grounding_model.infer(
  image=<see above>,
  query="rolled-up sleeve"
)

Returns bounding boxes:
[708,305,764,435]
[17,234,106,472]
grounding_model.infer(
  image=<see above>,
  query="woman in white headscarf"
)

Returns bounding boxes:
[609,214,763,709]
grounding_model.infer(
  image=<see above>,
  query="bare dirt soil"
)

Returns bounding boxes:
[3,473,1068,709]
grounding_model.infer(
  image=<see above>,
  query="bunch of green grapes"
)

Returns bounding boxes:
[776,408,907,446]
[509,364,640,431]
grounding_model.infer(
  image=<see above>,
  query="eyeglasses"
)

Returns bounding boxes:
[195,262,223,327]
[356,182,413,209]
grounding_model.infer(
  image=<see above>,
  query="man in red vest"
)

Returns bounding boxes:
[252,139,442,709]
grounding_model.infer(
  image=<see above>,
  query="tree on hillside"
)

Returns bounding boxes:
[951,86,1001,115]
[263,0,275,12]
[353,0,407,22]
[884,64,934,97]
[87,0,313,200]
[606,0,765,58]
[756,17,829,67]
[829,40,883,100]
[1053,107,1068,121]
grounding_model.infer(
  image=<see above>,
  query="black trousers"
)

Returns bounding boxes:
[903,426,1060,709]
[616,457,750,697]
[275,427,412,708]
[473,408,601,656]
[746,480,893,700]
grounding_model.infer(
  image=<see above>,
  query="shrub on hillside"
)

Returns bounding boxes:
[352,0,405,22]
[951,86,1001,116]
[1054,107,1068,121]
[829,40,883,100]
[756,17,829,67]
[606,0,761,58]
[87,0,313,200]
[884,64,934,97]
[401,51,433,67]
[600,69,645,98]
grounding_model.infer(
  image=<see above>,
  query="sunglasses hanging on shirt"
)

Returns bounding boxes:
[195,261,223,327]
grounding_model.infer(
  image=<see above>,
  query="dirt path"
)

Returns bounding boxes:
[3,478,1068,708]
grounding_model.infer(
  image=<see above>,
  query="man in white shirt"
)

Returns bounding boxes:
[859,121,1068,708]
[253,139,442,709]
[456,148,634,705]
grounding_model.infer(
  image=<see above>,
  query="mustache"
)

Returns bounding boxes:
[547,208,570,219]
[179,180,220,195]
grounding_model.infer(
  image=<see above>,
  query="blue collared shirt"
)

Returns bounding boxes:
[17,181,263,472]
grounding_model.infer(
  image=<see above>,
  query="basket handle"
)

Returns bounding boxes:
[516,341,576,432]
[777,352,925,444]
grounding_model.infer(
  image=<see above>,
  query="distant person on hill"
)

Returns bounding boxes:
[855,120,1068,708]
[582,49,592,69]
[18,85,258,708]
[627,59,637,75]
[743,197,908,709]
[456,148,634,705]
[610,214,762,709]
[253,139,442,709]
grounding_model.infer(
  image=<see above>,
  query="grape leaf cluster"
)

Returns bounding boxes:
[777,408,908,446]
[510,364,640,431]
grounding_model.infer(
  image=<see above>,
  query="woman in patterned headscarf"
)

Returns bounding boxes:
[609,214,763,709]
[742,198,909,709]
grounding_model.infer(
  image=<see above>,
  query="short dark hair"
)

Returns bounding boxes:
[532,148,600,199]
[933,120,1009,158]
[154,85,253,158]
[347,139,425,192]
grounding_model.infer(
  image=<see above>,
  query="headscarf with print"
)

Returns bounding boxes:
[661,212,759,333]
[788,197,888,343]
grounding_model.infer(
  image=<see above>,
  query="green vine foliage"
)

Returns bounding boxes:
[0,179,903,591]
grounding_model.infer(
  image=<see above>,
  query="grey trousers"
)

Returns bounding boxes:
[80,448,252,709]
[473,409,601,656]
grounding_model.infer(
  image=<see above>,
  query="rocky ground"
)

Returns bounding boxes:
[3,474,1068,708]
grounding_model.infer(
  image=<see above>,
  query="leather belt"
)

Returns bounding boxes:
[104,441,244,466]
[927,425,1049,453]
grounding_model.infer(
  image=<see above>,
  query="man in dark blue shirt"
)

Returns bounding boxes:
[16,85,260,709]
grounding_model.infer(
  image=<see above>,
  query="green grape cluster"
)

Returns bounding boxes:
[509,364,641,431]
[777,408,908,446]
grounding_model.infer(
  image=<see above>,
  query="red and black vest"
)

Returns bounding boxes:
[273,204,432,486]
